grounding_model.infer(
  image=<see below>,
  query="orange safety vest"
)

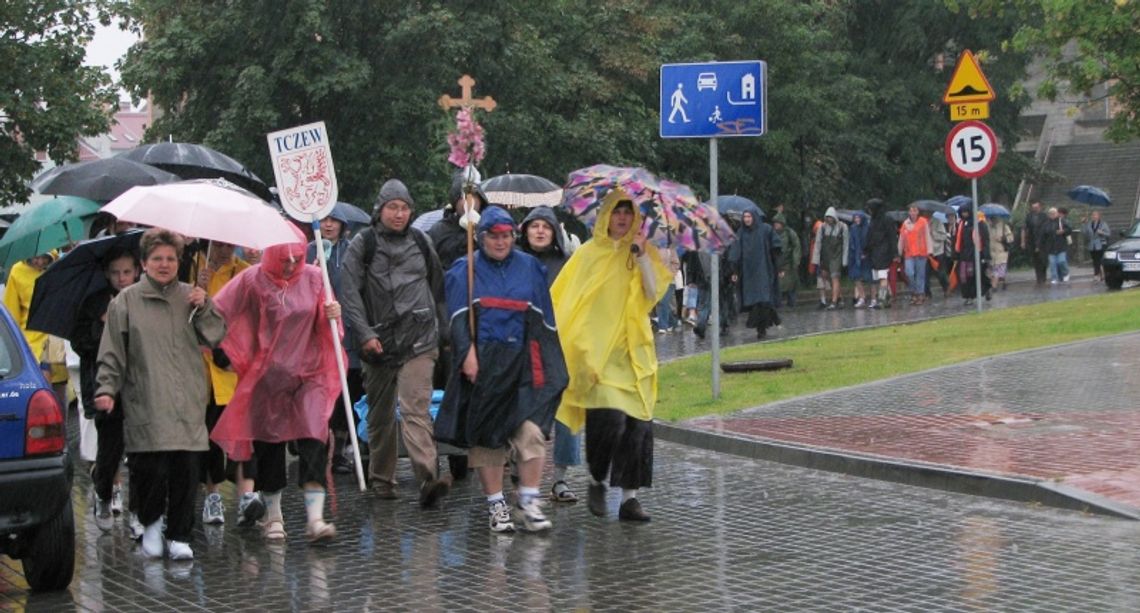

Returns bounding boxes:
[899,217,929,257]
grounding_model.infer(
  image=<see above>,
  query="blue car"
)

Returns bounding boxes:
[0,304,74,591]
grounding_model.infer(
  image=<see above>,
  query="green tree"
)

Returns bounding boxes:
[0,0,117,203]
[957,0,1140,142]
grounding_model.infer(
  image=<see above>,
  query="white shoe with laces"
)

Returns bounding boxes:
[514,497,552,532]
[202,492,225,525]
[488,499,515,533]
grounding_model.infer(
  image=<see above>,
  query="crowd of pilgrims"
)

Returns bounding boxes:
[2,175,1080,562]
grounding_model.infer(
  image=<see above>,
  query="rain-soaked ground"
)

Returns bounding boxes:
[4,435,1140,611]
[656,266,1115,362]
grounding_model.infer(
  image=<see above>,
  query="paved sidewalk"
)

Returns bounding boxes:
[5,438,1140,610]
[679,332,1140,514]
[656,265,1116,362]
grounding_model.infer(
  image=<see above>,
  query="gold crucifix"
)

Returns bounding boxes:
[438,74,497,112]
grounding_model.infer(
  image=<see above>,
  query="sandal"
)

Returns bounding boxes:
[262,519,287,541]
[305,519,337,543]
[550,480,578,503]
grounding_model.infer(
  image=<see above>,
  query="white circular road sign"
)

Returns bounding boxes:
[944,120,998,179]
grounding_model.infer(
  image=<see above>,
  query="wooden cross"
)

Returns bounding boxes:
[438,74,497,112]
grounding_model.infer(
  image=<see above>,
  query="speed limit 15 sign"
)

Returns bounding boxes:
[945,120,998,179]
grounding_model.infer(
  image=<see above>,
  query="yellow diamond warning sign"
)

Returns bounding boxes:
[942,50,995,105]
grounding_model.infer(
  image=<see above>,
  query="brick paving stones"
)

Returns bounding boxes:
[5,438,1140,610]
[685,332,1140,512]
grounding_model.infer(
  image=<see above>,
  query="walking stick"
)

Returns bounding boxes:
[463,167,477,344]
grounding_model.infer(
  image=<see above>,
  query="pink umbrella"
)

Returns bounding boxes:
[102,178,300,249]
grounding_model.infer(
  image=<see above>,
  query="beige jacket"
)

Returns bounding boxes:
[95,276,226,453]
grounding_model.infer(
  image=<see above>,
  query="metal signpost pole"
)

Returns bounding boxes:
[710,137,720,399]
[972,178,983,314]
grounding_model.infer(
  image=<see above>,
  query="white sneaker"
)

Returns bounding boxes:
[237,492,265,527]
[93,497,114,533]
[166,540,194,561]
[854,298,866,309]
[514,498,552,532]
[1063,275,1071,283]
[202,492,225,525]
[127,512,145,540]
[141,520,164,558]
[111,484,124,515]
[488,499,515,533]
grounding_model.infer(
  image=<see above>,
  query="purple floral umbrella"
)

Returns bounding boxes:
[561,164,735,252]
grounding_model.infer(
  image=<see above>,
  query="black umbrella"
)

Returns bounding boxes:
[27,230,143,341]
[885,210,909,223]
[910,199,954,215]
[330,201,371,228]
[118,143,272,201]
[481,173,562,208]
[30,158,181,202]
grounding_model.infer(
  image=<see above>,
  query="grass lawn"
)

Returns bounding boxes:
[655,290,1140,422]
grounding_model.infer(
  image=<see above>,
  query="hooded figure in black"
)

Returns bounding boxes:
[519,206,569,283]
[864,198,898,309]
[953,205,991,304]
[428,173,490,269]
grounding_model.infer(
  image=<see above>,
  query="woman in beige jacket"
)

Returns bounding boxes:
[95,228,226,561]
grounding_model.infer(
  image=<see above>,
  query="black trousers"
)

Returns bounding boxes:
[1091,250,1105,277]
[250,439,328,493]
[92,415,124,502]
[585,409,653,490]
[328,368,364,434]
[1032,250,1048,283]
[199,401,228,485]
[129,450,200,542]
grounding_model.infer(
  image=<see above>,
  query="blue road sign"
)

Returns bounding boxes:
[660,60,766,139]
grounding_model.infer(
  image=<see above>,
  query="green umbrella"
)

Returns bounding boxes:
[0,196,100,270]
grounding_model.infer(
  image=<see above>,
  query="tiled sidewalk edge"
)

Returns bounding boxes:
[653,421,1140,520]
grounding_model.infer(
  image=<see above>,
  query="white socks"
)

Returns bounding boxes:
[487,492,505,505]
[304,489,325,523]
[622,489,638,502]
[264,491,283,522]
[518,486,540,506]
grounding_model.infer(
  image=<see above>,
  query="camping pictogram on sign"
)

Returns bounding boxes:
[942,50,995,105]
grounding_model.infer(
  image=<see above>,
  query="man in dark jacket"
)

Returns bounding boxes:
[1040,206,1073,283]
[341,179,450,507]
[864,198,898,309]
[1022,201,1049,285]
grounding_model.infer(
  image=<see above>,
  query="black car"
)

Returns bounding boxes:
[0,304,74,591]
[1103,220,1140,290]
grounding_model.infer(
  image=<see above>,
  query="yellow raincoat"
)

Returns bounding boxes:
[3,260,48,359]
[193,253,250,405]
[552,193,672,433]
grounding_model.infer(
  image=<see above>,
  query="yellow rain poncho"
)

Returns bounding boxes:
[193,252,250,405]
[3,260,48,359]
[552,193,672,433]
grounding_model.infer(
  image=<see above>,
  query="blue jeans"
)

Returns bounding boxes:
[553,421,581,467]
[905,256,926,296]
[1048,252,1069,281]
[655,283,678,329]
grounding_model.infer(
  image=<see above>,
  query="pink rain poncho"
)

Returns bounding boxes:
[209,231,343,461]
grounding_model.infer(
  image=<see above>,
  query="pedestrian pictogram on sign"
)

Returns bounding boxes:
[942,50,995,105]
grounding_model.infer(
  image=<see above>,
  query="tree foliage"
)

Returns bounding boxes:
[957,0,1140,143]
[118,0,1034,226]
[0,0,117,203]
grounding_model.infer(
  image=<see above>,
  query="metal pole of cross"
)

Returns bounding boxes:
[661,60,767,399]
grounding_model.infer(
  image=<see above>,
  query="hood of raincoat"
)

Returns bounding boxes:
[447,172,488,217]
[260,225,307,288]
[824,206,839,222]
[372,179,415,234]
[519,206,567,257]
[477,205,515,236]
[592,190,643,249]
